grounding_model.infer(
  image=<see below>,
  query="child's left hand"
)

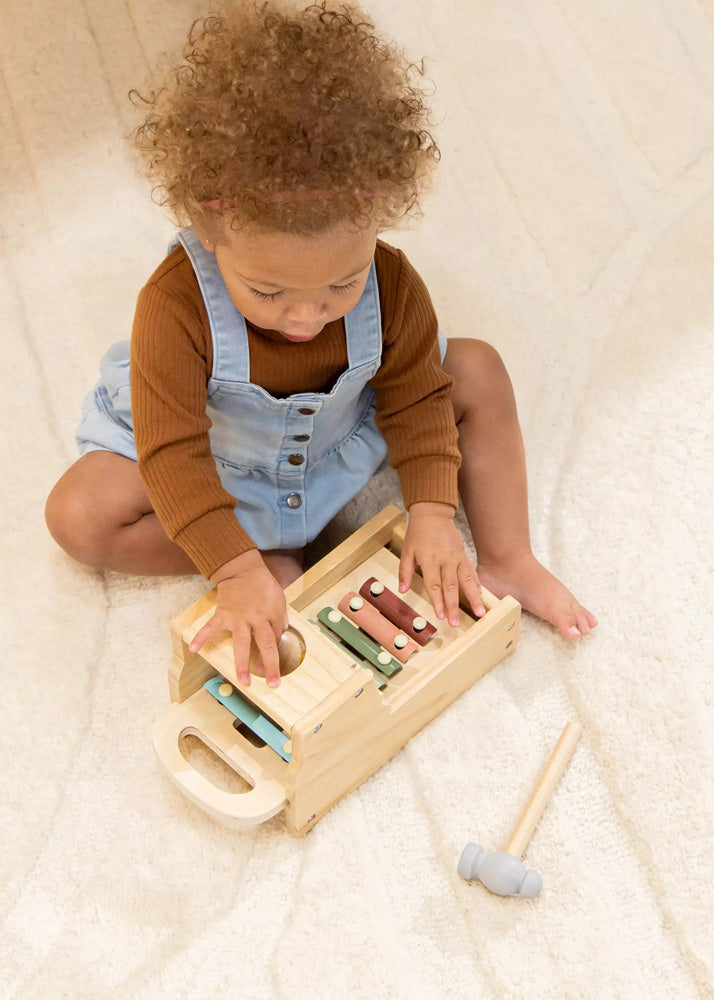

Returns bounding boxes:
[399,502,486,626]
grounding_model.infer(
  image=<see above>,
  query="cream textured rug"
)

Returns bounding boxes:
[2,2,713,998]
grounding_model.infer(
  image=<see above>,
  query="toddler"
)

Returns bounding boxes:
[46,0,596,687]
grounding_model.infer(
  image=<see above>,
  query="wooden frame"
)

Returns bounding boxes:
[153,505,521,836]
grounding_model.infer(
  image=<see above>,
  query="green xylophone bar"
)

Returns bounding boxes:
[316,607,403,678]
[310,618,388,689]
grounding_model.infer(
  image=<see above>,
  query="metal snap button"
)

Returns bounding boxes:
[288,454,305,465]
[298,407,315,415]
[286,492,302,508]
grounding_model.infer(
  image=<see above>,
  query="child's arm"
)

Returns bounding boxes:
[372,246,481,621]
[131,278,253,577]
[131,268,287,681]
[399,502,485,625]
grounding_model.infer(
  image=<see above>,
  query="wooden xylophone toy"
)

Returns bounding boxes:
[153,506,521,835]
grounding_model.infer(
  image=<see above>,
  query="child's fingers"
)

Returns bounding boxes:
[459,562,486,618]
[440,566,462,627]
[189,612,228,654]
[231,625,254,685]
[421,563,446,621]
[253,623,281,687]
[398,547,417,595]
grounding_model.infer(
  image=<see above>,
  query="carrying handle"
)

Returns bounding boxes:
[153,695,287,827]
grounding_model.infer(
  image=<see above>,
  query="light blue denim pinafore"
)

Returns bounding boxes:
[76,228,388,550]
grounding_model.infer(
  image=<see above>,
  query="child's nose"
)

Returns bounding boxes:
[285,300,328,324]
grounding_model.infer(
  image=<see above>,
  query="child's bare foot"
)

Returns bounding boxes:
[476,552,597,639]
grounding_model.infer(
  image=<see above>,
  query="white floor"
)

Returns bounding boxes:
[2,2,713,998]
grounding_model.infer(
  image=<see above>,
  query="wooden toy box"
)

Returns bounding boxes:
[153,506,520,836]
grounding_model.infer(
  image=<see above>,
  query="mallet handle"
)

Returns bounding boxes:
[504,722,582,858]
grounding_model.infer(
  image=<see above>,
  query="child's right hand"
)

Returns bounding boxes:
[189,550,287,688]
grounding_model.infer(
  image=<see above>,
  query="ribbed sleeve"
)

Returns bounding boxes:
[370,248,461,509]
[130,264,257,578]
[129,240,460,579]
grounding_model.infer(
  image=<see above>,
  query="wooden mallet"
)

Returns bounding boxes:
[458,722,582,897]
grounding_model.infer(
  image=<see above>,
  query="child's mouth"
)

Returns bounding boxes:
[280,329,322,342]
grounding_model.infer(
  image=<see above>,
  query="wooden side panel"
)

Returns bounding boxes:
[169,590,219,703]
[285,596,521,836]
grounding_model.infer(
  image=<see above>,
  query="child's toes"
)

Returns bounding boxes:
[560,604,596,639]
[563,621,583,639]
[574,606,598,636]
[574,611,592,636]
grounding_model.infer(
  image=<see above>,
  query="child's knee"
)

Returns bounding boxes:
[448,337,507,378]
[45,467,109,565]
[445,338,513,415]
[45,477,80,553]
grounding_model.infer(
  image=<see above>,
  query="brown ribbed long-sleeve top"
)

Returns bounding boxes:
[130,238,461,578]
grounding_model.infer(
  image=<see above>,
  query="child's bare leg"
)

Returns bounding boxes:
[442,339,597,638]
[260,549,304,588]
[46,452,198,574]
[46,452,305,584]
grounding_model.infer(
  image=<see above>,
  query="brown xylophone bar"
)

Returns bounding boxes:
[359,577,437,646]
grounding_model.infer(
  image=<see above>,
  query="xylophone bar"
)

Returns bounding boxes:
[204,676,292,761]
[310,617,389,689]
[339,591,419,664]
[316,607,403,677]
[359,577,437,646]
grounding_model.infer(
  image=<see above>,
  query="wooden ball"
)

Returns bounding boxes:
[278,629,305,673]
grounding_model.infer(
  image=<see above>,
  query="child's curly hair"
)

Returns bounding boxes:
[132,0,440,237]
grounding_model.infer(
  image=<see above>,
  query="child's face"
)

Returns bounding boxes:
[209,223,379,342]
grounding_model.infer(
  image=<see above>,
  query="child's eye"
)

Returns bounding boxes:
[249,279,358,302]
